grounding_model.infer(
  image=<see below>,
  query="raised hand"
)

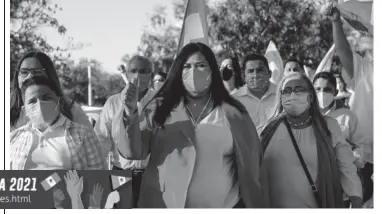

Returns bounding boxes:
[53,188,65,209]
[104,191,120,209]
[89,183,104,209]
[120,75,139,114]
[64,170,83,198]
[326,3,341,22]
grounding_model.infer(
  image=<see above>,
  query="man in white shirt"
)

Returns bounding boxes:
[328,6,373,204]
[94,55,155,208]
[232,54,277,134]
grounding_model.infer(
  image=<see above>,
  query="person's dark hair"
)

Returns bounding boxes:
[242,54,270,71]
[150,42,247,127]
[150,71,168,89]
[21,76,60,99]
[284,58,303,69]
[313,72,337,90]
[10,51,73,127]
[224,55,244,89]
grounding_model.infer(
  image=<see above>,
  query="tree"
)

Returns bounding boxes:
[59,58,125,106]
[137,5,180,62]
[137,0,336,69]
[211,0,333,67]
[10,0,82,80]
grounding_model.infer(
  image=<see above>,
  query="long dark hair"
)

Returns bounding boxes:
[150,42,247,127]
[10,51,73,127]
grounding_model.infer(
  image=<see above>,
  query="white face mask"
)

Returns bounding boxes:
[25,99,60,130]
[281,93,310,116]
[182,70,211,94]
[317,91,334,109]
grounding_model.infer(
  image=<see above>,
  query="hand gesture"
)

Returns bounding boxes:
[104,191,120,209]
[64,170,83,199]
[89,183,104,209]
[326,3,341,22]
[121,75,139,113]
[53,188,65,209]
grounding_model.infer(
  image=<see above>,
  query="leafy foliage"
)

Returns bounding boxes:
[59,58,125,106]
[10,0,82,80]
[137,0,336,69]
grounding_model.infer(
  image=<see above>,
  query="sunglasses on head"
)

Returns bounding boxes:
[281,86,309,95]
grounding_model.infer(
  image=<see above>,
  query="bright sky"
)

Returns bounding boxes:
[42,0,177,73]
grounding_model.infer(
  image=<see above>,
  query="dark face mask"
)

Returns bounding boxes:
[222,67,233,81]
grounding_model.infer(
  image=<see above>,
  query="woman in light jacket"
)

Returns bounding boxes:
[114,43,265,208]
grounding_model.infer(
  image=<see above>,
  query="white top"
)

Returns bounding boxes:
[264,117,362,208]
[231,83,277,134]
[23,115,72,170]
[185,106,239,208]
[343,53,373,163]
[95,93,151,170]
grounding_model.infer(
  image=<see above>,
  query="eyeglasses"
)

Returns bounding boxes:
[129,68,151,75]
[18,68,46,78]
[281,86,309,95]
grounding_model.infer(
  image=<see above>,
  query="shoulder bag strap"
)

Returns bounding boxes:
[284,118,322,207]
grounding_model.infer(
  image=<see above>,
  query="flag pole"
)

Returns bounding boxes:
[88,64,92,106]
[176,0,191,54]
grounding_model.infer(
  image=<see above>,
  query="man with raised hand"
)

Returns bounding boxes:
[94,55,155,208]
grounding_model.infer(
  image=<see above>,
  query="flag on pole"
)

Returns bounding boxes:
[264,41,284,85]
[41,172,61,191]
[177,0,209,53]
[315,44,336,75]
[337,0,373,35]
[110,175,131,190]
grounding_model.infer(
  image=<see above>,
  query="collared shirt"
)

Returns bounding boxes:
[324,103,364,166]
[343,53,373,163]
[231,83,277,134]
[11,115,107,170]
[94,90,154,170]
[23,115,71,170]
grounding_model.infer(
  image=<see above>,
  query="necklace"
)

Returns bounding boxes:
[185,94,212,126]
[287,116,312,128]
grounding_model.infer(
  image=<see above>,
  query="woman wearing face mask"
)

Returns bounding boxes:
[151,71,167,91]
[219,56,244,92]
[10,76,107,170]
[116,43,265,208]
[260,72,362,208]
[10,51,92,132]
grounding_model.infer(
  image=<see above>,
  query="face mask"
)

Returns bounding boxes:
[317,91,334,109]
[182,70,211,94]
[153,81,164,91]
[246,74,269,90]
[25,99,60,129]
[281,93,310,116]
[222,67,233,81]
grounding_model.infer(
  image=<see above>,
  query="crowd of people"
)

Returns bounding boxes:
[9,6,373,208]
